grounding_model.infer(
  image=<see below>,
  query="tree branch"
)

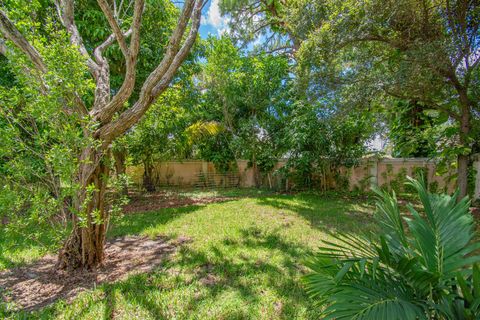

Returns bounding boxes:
[135,0,196,98]
[0,37,7,56]
[91,0,145,123]
[97,0,129,57]
[54,0,98,75]
[97,0,204,142]
[151,1,202,97]
[0,10,46,73]
[93,28,133,62]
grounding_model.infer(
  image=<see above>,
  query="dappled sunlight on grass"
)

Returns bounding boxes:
[255,193,376,234]
[3,192,376,319]
[0,223,65,271]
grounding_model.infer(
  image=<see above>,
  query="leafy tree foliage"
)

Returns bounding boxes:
[298,0,480,198]
[1,0,204,269]
[282,103,374,190]
[195,36,290,179]
[127,79,201,190]
[0,23,93,246]
[388,100,449,158]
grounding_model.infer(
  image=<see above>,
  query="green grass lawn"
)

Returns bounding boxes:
[1,191,376,319]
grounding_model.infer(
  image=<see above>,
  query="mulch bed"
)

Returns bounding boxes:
[0,235,191,312]
[123,190,234,214]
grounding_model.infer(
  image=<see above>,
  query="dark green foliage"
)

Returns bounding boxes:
[389,100,447,158]
[304,177,480,319]
[282,102,373,190]
[193,36,290,173]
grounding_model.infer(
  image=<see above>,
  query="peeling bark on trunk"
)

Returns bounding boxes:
[1,0,204,271]
[58,150,110,270]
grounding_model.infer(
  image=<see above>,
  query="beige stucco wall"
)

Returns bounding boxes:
[355,158,456,193]
[127,160,257,188]
[127,158,457,192]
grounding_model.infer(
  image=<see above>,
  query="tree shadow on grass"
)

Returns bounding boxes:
[144,226,313,318]
[4,194,355,319]
[0,203,202,273]
[255,194,377,234]
[108,204,204,238]
[0,222,61,271]
[22,225,319,319]
[179,226,317,318]
[0,235,183,317]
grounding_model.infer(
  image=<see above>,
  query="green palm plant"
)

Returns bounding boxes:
[304,176,480,319]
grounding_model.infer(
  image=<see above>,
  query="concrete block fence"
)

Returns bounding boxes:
[126,155,480,201]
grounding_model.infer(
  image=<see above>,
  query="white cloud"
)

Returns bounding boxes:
[202,0,230,35]
[206,0,222,27]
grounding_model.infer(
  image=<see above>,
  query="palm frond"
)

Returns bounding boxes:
[304,176,480,319]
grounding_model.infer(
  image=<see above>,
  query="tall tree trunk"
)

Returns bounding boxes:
[457,93,471,199]
[1,0,204,271]
[143,160,155,192]
[58,149,110,270]
[113,148,128,195]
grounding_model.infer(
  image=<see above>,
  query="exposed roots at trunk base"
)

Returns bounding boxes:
[57,225,106,270]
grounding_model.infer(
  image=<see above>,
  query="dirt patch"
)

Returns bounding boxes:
[123,191,234,214]
[0,235,190,312]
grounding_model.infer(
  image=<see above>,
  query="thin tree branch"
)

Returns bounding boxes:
[136,0,196,97]
[97,0,204,142]
[0,37,7,56]
[151,0,202,97]
[97,0,129,57]
[92,0,145,123]
[54,0,98,75]
[0,10,46,73]
[93,29,133,62]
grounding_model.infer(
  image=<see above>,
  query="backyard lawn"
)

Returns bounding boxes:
[1,190,376,319]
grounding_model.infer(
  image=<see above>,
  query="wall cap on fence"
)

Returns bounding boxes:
[366,157,437,164]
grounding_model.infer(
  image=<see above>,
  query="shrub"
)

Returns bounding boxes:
[304,177,480,319]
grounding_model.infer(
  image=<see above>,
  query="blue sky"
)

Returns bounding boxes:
[199,0,228,39]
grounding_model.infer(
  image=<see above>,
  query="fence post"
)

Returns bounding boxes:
[473,154,480,203]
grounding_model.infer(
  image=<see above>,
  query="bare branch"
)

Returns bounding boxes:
[122,0,135,20]
[54,0,98,74]
[129,0,144,59]
[97,0,129,57]
[116,0,126,19]
[0,10,46,73]
[137,0,196,97]
[0,37,7,56]
[152,2,202,97]
[91,0,145,123]
[93,28,133,62]
[261,45,293,55]
[98,0,204,142]
[113,0,118,18]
